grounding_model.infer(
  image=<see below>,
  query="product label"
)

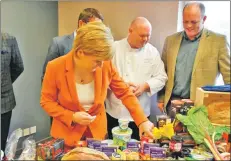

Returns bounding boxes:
[150,147,166,159]
[86,138,101,149]
[169,142,182,152]
[143,143,160,154]
[101,146,117,157]
[92,142,108,151]
[127,141,140,152]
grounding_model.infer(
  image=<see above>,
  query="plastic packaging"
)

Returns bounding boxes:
[37,138,65,160]
[118,119,130,131]
[4,128,23,160]
[18,136,36,160]
[152,123,174,140]
[1,150,4,160]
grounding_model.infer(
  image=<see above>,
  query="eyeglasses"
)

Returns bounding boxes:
[183,20,201,25]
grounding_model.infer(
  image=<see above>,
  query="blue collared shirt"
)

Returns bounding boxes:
[172,30,203,98]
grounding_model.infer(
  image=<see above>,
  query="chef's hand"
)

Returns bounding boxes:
[134,82,150,97]
[127,82,137,93]
[138,120,154,139]
[72,112,94,125]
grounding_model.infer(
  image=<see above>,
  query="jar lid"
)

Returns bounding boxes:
[181,99,193,103]
[171,100,184,105]
[171,135,183,142]
[157,115,169,119]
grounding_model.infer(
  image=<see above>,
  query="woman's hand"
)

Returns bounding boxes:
[138,120,154,139]
[72,112,95,125]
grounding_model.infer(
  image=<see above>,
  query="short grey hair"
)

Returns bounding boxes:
[183,2,206,18]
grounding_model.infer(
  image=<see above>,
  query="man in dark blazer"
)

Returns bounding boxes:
[1,32,24,151]
[41,8,104,125]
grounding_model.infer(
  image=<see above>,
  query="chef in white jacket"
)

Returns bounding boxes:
[106,17,167,140]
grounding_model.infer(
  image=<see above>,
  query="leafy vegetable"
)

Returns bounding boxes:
[214,126,230,141]
[176,105,215,144]
[176,106,226,160]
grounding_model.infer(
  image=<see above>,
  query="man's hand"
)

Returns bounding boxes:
[127,82,137,93]
[138,120,154,139]
[134,82,150,97]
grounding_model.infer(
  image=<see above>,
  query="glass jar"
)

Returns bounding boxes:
[181,99,194,107]
[169,135,183,152]
[171,100,184,114]
[156,115,171,128]
[169,135,183,159]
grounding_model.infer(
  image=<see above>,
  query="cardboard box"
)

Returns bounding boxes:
[195,87,230,106]
[195,87,230,126]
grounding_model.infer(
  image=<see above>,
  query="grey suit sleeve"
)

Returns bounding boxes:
[10,36,24,83]
[41,38,60,82]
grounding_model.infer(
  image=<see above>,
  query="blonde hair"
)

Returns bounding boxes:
[73,21,114,60]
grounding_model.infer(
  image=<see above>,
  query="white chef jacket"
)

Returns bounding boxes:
[106,38,168,121]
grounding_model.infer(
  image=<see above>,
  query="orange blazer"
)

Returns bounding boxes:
[40,51,148,147]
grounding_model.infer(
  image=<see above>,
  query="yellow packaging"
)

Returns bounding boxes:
[127,152,140,160]
[111,152,121,160]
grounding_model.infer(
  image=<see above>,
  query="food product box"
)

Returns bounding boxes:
[195,87,230,126]
[36,138,64,160]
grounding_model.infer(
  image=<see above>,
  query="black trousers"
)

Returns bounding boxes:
[106,113,150,141]
[1,111,12,151]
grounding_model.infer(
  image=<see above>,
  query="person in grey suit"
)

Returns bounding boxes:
[42,8,104,81]
[1,32,24,151]
[41,8,104,125]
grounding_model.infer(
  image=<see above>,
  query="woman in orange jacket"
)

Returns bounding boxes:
[40,21,154,147]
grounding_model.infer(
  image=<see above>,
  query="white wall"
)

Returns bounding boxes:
[1,1,58,148]
[58,1,179,54]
